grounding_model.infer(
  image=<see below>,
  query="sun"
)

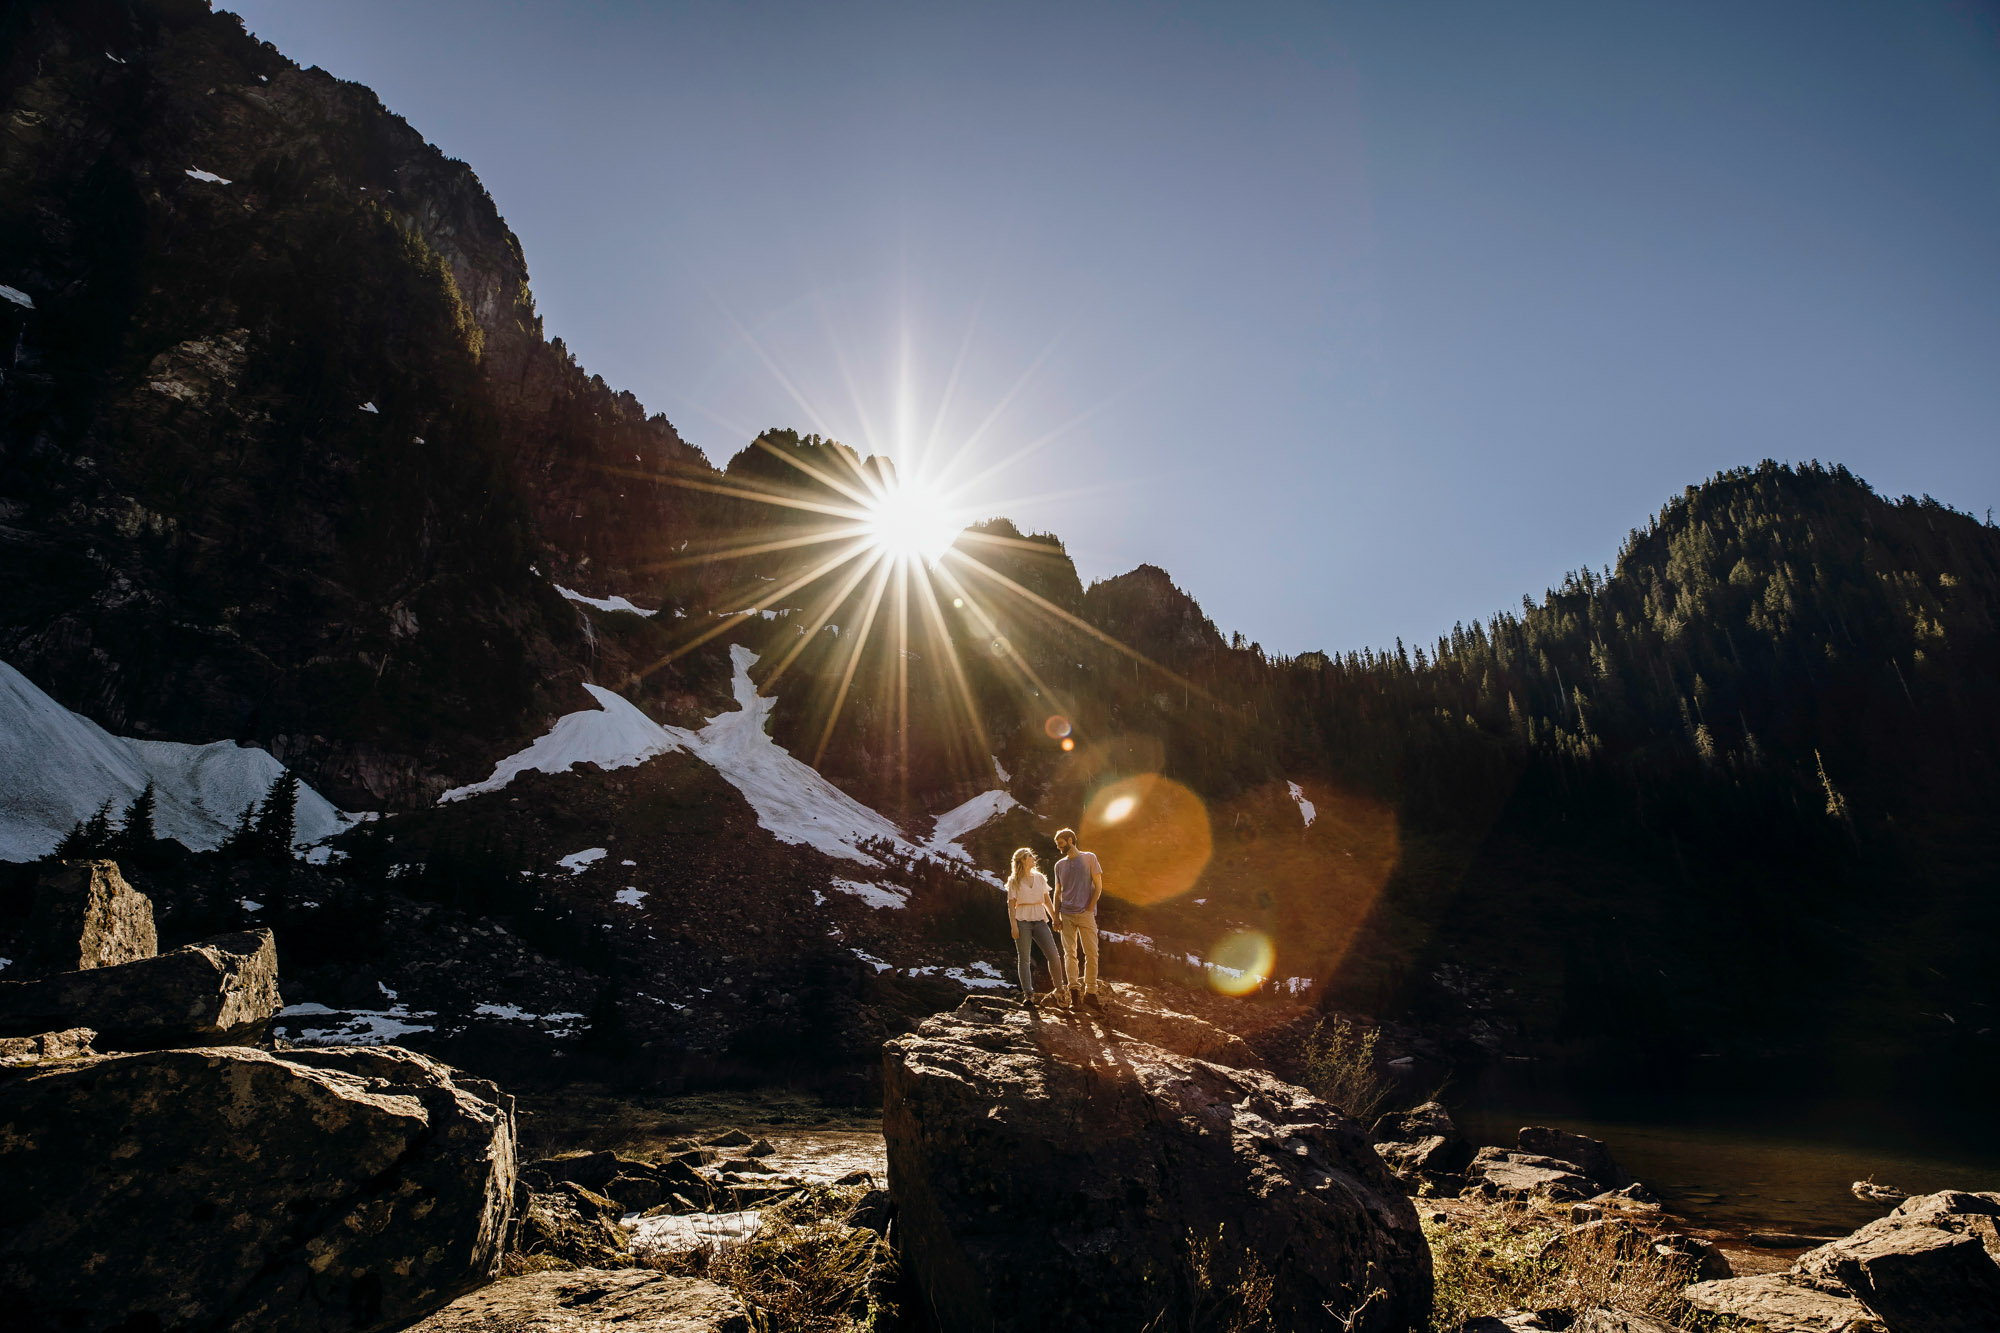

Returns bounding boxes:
[862,474,964,564]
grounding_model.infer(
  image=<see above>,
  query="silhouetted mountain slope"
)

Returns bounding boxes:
[0,0,728,806]
[1251,462,2000,1066]
[3,2,1993,1089]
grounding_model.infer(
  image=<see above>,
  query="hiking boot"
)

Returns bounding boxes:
[1085,992,1104,1011]
[1022,996,1038,1011]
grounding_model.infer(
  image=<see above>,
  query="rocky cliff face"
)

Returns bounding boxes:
[0,0,724,808]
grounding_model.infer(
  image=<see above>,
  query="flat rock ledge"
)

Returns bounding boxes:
[406,1268,750,1333]
[1685,1189,2000,1333]
[0,1025,95,1065]
[0,927,280,1048]
[0,1043,518,1333]
[883,994,1430,1333]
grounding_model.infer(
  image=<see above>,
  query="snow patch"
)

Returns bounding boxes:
[557,847,606,875]
[1,659,348,862]
[475,1002,585,1036]
[439,646,950,869]
[679,646,919,865]
[1288,781,1317,828]
[850,948,894,973]
[274,1001,434,1046]
[908,960,1009,990]
[240,898,262,912]
[184,167,231,184]
[557,584,659,617]
[614,887,647,907]
[0,285,32,309]
[927,789,1018,863]
[439,685,683,801]
[828,878,908,910]
[993,755,1010,783]
[358,401,378,413]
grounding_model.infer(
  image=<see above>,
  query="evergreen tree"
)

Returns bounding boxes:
[220,797,258,860]
[116,781,159,856]
[252,772,300,861]
[55,801,116,858]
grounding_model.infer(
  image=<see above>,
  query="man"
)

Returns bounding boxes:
[1051,827,1104,1009]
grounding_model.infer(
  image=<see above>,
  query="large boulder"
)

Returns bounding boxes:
[1092,982,1260,1066]
[404,1268,751,1332]
[1793,1191,2000,1333]
[1368,1101,1474,1185]
[1687,1190,2000,1333]
[0,928,280,1048]
[1516,1126,1626,1188]
[18,860,156,977]
[1466,1147,1597,1201]
[1370,1101,1461,1146]
[882,995,1430,1333]
[0,1044,518,1332]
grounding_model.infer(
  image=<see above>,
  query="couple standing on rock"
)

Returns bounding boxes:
[1004,828,1104,1011]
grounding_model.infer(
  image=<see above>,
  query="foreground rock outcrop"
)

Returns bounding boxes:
[0,1025,95,1065]
[883,995,1430,1332]
[1686,1190,2000,1333]
[0,1043,518,1332]
[0,927,280,1048]
[1369,1100,1475,1189]
[406,1268,751,1333]
[16,859,156,977]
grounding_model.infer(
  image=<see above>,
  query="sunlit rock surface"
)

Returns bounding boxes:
[0,1043,518,1333]
[882,994,1430,1332]
[0,926,279,1049]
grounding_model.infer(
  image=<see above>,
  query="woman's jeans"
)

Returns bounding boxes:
[1014,918,1067,997]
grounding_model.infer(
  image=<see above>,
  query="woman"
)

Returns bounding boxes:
[1005,846,1068,1009]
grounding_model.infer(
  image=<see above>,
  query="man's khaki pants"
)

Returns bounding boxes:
[1058,910,1100,995]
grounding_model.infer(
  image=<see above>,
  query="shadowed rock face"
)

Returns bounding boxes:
[19,860,156,977]
[882,995,1430,1333]
[0,1043,518,1333]
[1517,1126,1626,1190]
[0,926,278,1047]
[1686,1191,2000,1333]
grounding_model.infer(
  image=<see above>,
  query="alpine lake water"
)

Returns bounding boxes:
[1449,1055,2000,1238]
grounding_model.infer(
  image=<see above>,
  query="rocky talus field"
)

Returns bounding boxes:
[7,860,2000,1330]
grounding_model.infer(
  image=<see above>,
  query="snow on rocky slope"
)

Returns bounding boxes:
[0,660,348,861]
[439,685,682,802]
[443,645,963,866]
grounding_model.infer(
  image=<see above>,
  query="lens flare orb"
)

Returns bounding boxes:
[1205,930,1275,996]
[1081,773,1211,905]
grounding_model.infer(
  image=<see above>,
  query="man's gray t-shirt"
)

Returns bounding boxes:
[1053,851,1101,914]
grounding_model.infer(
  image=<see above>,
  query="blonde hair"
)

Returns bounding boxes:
[1006,846,1037,892]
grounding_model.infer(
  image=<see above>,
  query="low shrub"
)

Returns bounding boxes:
[1423,1204,1703,1331]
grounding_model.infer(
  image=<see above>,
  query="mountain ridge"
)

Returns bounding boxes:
[4,0,1997,1093]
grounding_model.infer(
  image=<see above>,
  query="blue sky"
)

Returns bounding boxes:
[231,1,2000,656]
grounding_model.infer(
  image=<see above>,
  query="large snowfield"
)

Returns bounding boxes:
[0,659,348,862]
[443,645,1018,870]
